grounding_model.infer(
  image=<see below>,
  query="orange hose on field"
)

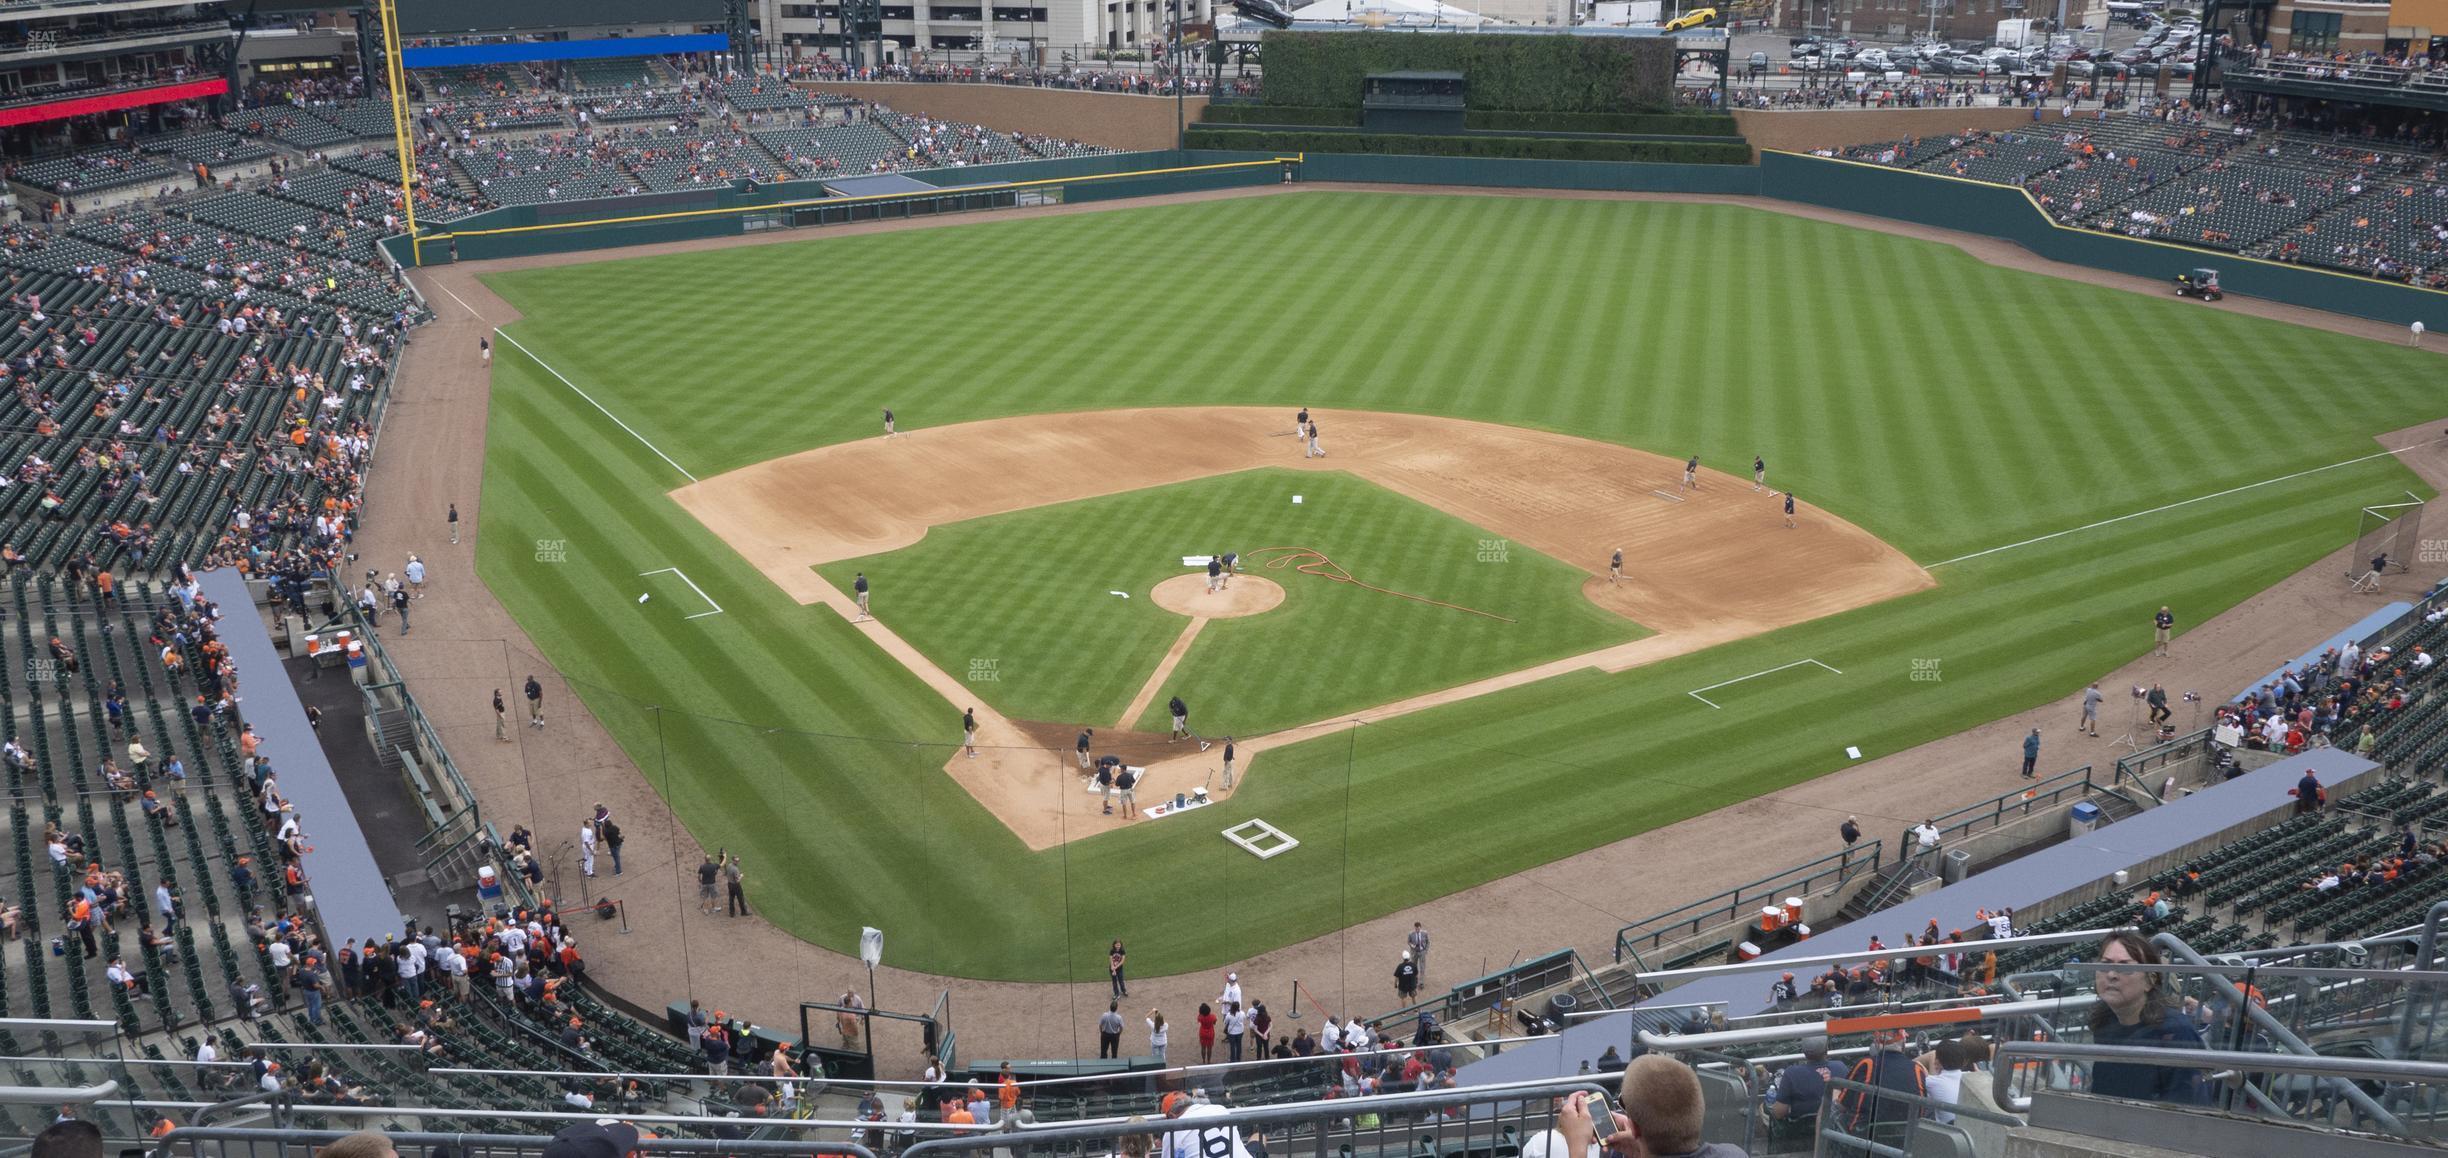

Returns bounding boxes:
[1243,546,1515,623]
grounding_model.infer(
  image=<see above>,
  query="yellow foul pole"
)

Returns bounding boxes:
[375,0,424,265]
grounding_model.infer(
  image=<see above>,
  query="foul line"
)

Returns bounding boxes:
[1926,440,2440,570]
[433,278,480,317]
[641,568,724,619]
[492,328,699,483]
[1688,658,1842,709]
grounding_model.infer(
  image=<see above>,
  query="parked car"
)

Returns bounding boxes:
[2064,58,2097,76]
[2094,59,2131,78]
[1790,32,1823,47]
[1853,47,1894,70]
[1663,6,1717,30]
[1748,50,1770,74]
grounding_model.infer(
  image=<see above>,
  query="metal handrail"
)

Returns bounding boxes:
[155,1129,878,1158]
[900,1075,1615,1158]
[1639,993,2095,1052]
[1635,927,2133,991]
[1990,1042,2448,1114]
[1612,841,1881,960]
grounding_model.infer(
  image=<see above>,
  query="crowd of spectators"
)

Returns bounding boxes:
[785,57,1260,97]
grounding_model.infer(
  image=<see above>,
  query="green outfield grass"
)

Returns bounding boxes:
[815,469,1643,734]
[476,189,2442,981]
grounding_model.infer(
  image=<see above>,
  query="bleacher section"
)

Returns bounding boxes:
[1832,116,2448,288]
[9,151,179,198]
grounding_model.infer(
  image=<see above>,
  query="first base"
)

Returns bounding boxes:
[1223,818,1299,859]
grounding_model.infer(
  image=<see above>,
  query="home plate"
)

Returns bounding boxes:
[1223,818,1299,859]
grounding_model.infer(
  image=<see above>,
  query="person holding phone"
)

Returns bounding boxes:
[1556,1056,1749,1158]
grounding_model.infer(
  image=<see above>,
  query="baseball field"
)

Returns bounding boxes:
[475,189,2442,981]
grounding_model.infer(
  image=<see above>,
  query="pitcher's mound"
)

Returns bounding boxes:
[1152,573,1285,619]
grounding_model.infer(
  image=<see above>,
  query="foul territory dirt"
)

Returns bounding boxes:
[670,407,1932,850]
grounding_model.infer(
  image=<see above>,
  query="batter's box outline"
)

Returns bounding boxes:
[639,567,725,619]
[1223,818,1300,860]
[1687,657,1841,709]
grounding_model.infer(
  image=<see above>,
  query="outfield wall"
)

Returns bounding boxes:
[1756,150,2448,328]
[391,148,2447,330]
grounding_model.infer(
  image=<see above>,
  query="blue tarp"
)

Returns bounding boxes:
[400,35,725,70]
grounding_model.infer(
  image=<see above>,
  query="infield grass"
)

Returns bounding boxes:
[816,468,1643,734]
[477,190,2443,980]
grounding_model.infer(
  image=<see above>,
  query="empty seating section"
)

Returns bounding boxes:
[137,131,278,170]
[181,191,389,262]
[2088,157,2358,249]
[455,138,643,204]
[616,131,785,190]
[10,151,178,197]
[873,110,1034,166]
[580,90,720,126]
[753,124,907,174]
[317,99,409,141]
[722,76,812,112]
[1839,117,2448,284]
[568,57,660,91]
[432,96,573,136]
[221,106,354,152]
[68,207,412,317]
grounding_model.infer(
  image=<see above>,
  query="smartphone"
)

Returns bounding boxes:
[1578,1091,1617,1150]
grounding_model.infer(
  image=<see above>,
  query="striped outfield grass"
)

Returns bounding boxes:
[815,468,1645,735]
[476,190,2441,980]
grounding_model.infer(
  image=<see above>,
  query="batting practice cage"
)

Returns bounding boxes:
[2353,493,2427,576]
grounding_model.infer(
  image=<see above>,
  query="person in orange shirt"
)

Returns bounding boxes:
[997,1065,1020,1117]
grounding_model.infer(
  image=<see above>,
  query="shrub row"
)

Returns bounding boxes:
[1257,32,1675,112]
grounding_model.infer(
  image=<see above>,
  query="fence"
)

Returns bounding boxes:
[1613,842,1882,964]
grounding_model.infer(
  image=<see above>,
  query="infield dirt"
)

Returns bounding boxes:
[669,407,1933,849]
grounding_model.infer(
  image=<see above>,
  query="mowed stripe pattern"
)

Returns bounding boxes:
[476,191,2443,979]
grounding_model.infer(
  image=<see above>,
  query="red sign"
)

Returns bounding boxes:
[0,78,230,129]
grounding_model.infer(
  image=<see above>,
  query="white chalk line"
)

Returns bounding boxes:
[641,567,724,619]
[1688,657,1842,709]
[1927,439,2442,570]
[493,328,699,483]
[434,278,480,317]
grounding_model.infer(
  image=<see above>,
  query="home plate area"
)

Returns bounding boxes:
[1223,818,1299,859]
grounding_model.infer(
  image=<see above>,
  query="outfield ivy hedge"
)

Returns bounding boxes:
[1203,105,1742,138]
[1258,31,1676,112]
[1184,128,1752,164]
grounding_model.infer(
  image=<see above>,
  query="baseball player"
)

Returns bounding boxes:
[1076,727,1094,771]
[1221,550,1238,587]
[1307,419,1324,459]
[1115,765,1140,818]
[1220,736,1237,791]
[1609,548,1623,585]
[853,572,870,620]
[962,707,978,758]
[1206,554,1224,594]
[882,408,896,437]
[1683,454,1700,491]
[1783,492,1797,529]
[1294,408,1309,452]
[1095,755,1119,814]
[1753,455,1766,491]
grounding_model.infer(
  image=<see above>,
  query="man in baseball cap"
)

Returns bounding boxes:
[542,1119,639,1158]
